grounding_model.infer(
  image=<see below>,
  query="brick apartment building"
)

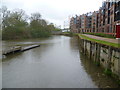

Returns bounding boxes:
[70,1,120,36]
[91,11,98,33]
[70,15,79,33]
[80,14,87,33]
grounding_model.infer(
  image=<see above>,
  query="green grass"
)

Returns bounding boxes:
[83,32,115,39]
[104,69,112,76]
[78,34,120,48]
[62,32,77,36]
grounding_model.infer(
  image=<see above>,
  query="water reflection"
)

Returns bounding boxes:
[78,39,119,88]
[2,35,119,88]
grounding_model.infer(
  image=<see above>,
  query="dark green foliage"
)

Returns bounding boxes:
[69,32,74,36]
[62,32,74,36]
[118,80,120,85]
[2,6,59,40]
[104,69,112,76]
[95,61,100,66]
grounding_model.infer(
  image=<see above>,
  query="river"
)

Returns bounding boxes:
[2,35,119,88]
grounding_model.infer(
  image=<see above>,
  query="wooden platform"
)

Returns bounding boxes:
[2,45,40,56]
[3,46,22,55]
[21,45,40,51]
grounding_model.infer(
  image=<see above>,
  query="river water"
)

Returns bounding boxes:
[2,35,119,88]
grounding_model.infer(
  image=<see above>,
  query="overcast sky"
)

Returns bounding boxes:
[2,0,103,28]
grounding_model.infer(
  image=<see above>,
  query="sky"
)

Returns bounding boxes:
[2,0,103,29]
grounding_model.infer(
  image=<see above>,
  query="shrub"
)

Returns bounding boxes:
[104,69,112,76]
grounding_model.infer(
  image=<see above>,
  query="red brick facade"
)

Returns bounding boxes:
[70,1,120,36]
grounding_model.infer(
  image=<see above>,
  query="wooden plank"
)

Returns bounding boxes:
[2,45,40,56]
[2,46,22,55]
[22,45,40,51]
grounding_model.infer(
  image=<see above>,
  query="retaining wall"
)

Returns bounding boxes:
[79,37,120,79]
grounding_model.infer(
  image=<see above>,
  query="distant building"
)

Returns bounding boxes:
[114,1,120,35]
[79,14,87,33]
[70,15,79,33]
[69,0,120,36]
[86,12,92,32]
[91,11,98,33]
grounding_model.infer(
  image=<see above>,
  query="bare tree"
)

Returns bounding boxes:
[30,12,41,21]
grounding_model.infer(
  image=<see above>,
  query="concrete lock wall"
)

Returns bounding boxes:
[79,38,120,79]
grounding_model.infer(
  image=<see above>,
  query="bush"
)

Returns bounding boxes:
[2,7,58,40]
[104,69,112,76]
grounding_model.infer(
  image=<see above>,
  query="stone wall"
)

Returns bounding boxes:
[79,38,120,79]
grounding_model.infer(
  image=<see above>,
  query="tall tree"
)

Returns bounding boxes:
[2,8,29,39]
[30,12,51,38]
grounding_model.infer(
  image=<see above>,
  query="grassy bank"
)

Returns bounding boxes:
[78,34,120,48]
[83,32,115,39]
[62,32,77,36]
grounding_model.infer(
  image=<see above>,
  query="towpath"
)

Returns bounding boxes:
[83,34,120,44]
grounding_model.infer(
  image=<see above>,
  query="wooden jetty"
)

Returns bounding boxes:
[21,45,40,51]
[3,46,22,55]
[2,45,40,56]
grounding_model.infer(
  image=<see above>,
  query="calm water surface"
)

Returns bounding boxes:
[2,35,118,88]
